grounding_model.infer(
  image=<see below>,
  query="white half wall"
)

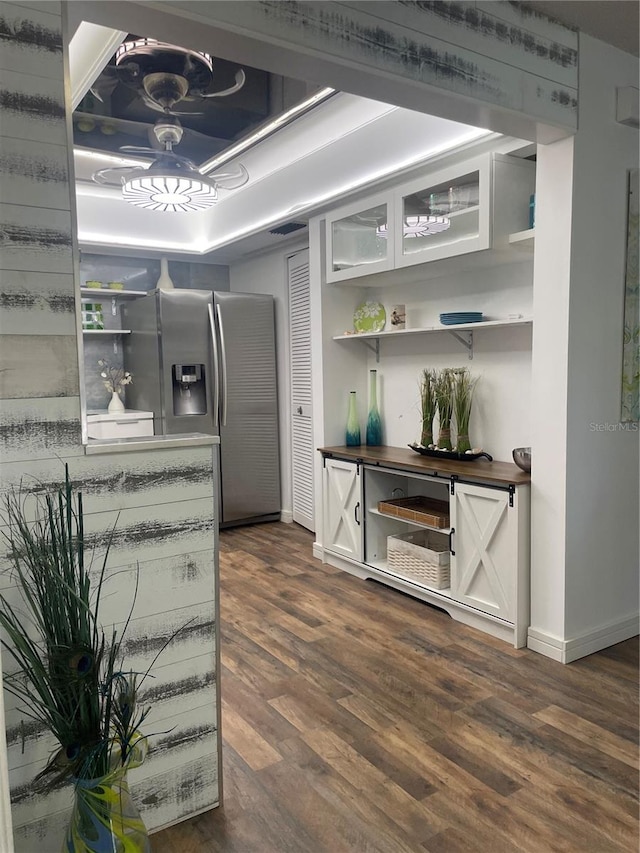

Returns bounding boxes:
[229,240,309,522]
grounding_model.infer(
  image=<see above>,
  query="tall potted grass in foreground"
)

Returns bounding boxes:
[0,466,151,852]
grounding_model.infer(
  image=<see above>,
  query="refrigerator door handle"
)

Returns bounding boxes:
[216,303,229,427]
[207,302,220,423]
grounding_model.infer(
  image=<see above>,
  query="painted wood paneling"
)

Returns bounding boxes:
[0,137,70,210]
[0,397,82,462]
[157,0,577,131]
[0,333,79,399]
[0,203,73,274]
[0,68,66,145]
[0,2,63,79]
[11,753,219,851]
[0,448,215,511]
[359,1,578,86]
[0,269,76,336]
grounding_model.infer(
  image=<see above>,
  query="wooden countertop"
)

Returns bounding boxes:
[318,445,530,486]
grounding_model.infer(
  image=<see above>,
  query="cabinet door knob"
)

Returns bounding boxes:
[449,527,455,556]
[297,406,303,415]
[354,501,361,525]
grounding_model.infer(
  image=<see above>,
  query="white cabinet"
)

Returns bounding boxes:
[320,448,530,647]
[324,153,535,285]
[450,481,529,644]
[323,457,363,561]
[325,192,394,283]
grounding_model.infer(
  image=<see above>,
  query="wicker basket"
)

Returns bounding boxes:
[387,529,450,589]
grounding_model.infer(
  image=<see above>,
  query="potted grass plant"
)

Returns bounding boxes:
[419,368,437,447]
[0,466,152,852]
[453,367,479,453]
[434,368,455,450]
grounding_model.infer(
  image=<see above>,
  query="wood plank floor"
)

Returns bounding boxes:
[153,522,639,853]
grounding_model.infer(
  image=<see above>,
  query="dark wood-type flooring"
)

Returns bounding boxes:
[154,522,639,852]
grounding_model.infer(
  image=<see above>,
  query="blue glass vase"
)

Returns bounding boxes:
[345,391,361,446]
[366,369,383,446]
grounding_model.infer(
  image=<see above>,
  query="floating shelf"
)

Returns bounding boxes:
[508,228,535,251]
[333,317,532,361]
[83,329,131,335]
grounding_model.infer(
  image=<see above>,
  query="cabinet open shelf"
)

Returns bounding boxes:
[368,506,452,534]
[80,288,146,298]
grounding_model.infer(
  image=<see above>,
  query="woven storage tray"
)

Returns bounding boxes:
[387,529,450,589]
[378,495,450,528]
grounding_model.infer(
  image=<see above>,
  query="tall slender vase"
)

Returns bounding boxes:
[64,762,150,853]
[157,257,174,290]
[366,369,383,446]
[345,391,361,446]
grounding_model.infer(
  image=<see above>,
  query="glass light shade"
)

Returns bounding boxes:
[121,174,218,213]
[376,214,451,240]
[403,214,450,236]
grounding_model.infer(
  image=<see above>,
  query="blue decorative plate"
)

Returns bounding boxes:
[440,312,483,325]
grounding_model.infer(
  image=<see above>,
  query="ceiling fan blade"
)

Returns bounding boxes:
[92,167,136,186]
[210,163,249,190]
[198,69,246,99]
[119,145,157,155]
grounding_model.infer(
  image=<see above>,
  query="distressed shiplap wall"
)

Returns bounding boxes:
[117,0,578,142]
[0,2,220,848]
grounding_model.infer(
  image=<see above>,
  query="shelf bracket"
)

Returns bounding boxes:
[447,329,473,360]
[362,338,380,363]
[110,297,118,317]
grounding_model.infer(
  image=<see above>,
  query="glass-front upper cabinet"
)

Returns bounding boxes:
[393,155,491,269]
[325,192,394,283]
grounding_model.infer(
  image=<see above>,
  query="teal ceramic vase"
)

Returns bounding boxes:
[345,391,361,446]
[366,369,383,446]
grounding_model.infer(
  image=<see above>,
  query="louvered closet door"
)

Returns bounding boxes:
[288,250,314,531]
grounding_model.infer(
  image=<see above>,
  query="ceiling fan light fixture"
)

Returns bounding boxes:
[122,172,218,213]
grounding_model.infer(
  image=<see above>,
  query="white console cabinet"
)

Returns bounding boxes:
[323,456,363,561]
[320,446,530,648]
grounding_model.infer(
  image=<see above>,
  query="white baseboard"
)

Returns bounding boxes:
[280,510,293,524]
[312,542,323,560]
[528,613,639,663]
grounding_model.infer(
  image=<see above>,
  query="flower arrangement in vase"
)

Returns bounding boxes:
[98,358,132,413]
[0,466,174,852]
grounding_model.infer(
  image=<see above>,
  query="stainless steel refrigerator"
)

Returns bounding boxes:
[122,289,281,527]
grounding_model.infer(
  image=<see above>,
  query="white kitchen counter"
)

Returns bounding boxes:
[85,432,220,455]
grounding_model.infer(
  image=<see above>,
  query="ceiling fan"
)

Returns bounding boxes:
[90,38,249,213]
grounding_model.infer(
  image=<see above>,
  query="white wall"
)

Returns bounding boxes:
[344,262,534,460]
[529,36,639,661]
[229,239,309,521]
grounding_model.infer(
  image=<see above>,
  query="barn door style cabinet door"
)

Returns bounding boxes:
[450,480,530,647]
[323,457,363,561]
